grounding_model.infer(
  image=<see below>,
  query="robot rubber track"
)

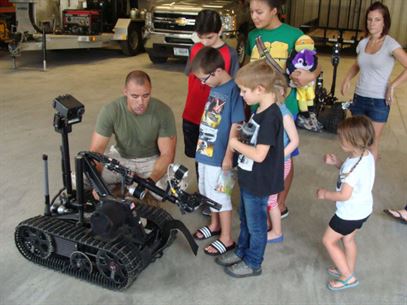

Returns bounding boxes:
[15,202,176,290]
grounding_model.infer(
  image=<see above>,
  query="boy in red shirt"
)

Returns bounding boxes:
[182,10,240,198]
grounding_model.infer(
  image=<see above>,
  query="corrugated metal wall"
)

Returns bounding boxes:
[383,0,407,47]
[287,0,407,47]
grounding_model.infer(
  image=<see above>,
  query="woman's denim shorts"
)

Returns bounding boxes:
[350,94,390,123]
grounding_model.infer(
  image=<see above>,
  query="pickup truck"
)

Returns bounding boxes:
[143,0,251,64]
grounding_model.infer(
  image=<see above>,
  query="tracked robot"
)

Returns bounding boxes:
[14,95,221,290]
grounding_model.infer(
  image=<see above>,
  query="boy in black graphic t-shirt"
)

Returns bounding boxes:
[215,59,285,278]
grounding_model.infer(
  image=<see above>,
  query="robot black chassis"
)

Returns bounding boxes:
[14,95,221,290]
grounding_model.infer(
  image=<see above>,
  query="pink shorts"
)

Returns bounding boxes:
[267,159,292,210]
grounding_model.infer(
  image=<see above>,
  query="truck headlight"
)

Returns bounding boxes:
[145,12,153,29]
[221,15,237,32]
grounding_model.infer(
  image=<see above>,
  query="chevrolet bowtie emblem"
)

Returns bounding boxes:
[175,17,188,26]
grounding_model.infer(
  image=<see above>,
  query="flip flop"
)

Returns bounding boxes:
[383,209,407,224]
[193,226,221,240]
[267,235,284,244]
[327,275,359,291]
[204,239,236,256]
[281,208,289,219]
[327,266,341,278]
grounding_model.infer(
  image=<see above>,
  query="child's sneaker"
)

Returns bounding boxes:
[215,251,242,266]
[310,112,324,130]
[295,114,309,128]
[224,260,262,278]
[296,114,319,132]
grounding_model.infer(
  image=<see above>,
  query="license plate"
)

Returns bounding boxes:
[174,47,189,56]
[78,36,90,42]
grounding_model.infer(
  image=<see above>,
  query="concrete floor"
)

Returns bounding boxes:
[0,48,406,305]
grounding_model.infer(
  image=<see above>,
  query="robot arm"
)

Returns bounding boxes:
[79,151,222,213]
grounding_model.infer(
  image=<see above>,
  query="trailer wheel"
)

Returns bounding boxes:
[120,23,143,56]
[148,54,168,64]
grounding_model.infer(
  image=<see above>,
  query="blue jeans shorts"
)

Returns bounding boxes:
[350,94,390,123]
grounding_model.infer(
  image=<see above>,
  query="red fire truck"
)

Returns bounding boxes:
[0,0,15,44]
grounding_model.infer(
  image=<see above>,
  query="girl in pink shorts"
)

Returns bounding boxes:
[267,96,299,243]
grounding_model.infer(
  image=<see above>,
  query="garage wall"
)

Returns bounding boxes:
[287,0,407,47]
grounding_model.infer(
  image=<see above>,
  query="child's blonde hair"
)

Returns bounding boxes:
[337,116,375,150]
[235,59,288,102]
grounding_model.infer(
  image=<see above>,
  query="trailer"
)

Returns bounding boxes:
[299,0,377,48]
[9,0,153,69]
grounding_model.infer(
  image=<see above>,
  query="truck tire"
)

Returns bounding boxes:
[120,23,143,56]
[148,54,168,64]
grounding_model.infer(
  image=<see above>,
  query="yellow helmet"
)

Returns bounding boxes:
[295,35,315,52]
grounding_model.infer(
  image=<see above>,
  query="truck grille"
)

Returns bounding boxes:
[153,12,197,32]
[164,37,194,45]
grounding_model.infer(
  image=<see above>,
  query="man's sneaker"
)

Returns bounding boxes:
[280,208,289,219]
[296,114,320,132]
[215,251,242,267]
[310,112,324,130]
[201,206,211,216]
[224,261,262,278]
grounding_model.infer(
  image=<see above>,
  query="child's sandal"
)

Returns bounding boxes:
[327,266,341,278]
[193,226,220,240]
[327,274,359,291]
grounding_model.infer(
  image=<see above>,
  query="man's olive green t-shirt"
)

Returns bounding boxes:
[96,96,176,159]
